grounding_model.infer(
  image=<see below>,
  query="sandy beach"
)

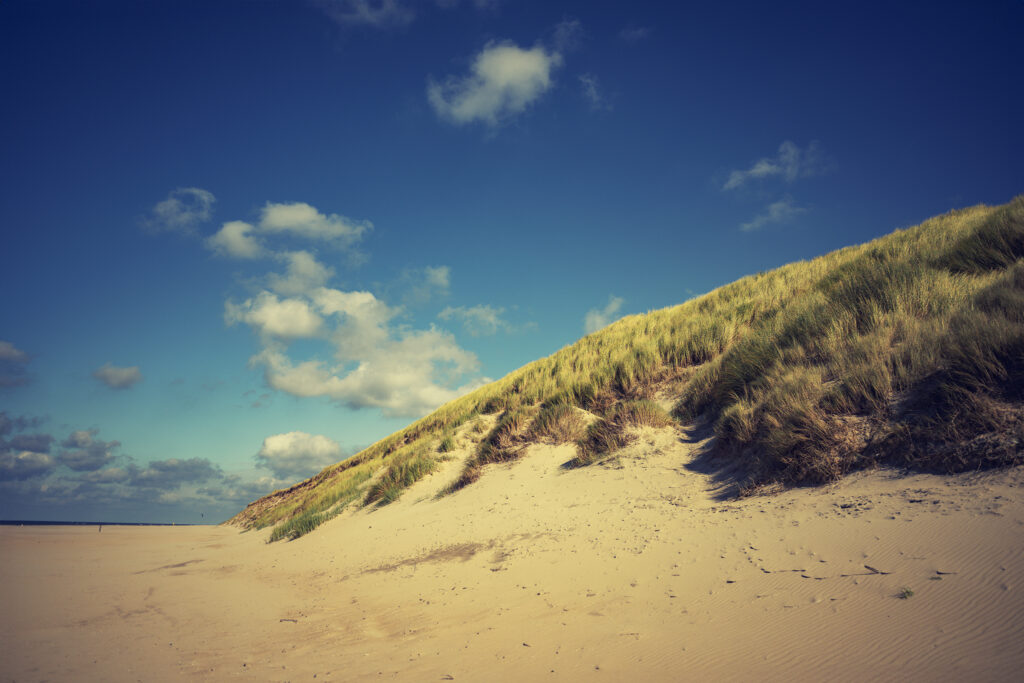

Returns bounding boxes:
[3,427,1024,681]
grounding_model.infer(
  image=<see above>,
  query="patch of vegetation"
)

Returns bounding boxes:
[448,406,536,491]
[897,587,915,600]
[438,435,456,453]
[364,449,438,506]
[569,400,674,467]
[529,403,586,444]
[267,467,371,542]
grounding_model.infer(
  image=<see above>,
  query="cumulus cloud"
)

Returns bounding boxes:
[143,187,215,234]
[722,141,827,191]
[0,340,31,387]
[579,73,611,111]
[740,197,806,232]
[225,292,324,340]
[0,451,55,481]
[258,202,371,247]
[317,0,415,27]
[428,42,562,125]
[438,304,509,336]
[93,363,143,390]
[205,220,267,259]
[584,295,625,334]
[225,267,485,417]
[255,431,344,480]
[58,429,121,472]
[267,251,335,296]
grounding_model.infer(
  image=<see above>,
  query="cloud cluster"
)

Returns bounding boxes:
[428,42,562,125]
[584,295,625,334]
[210,207,486,417]
[93,362,143,390]
[206,202,371,260]
[246,307,485,417]
[0,411,289,521]
[0,340,31,388]
[143,187,216,235]
[255,431,343,480]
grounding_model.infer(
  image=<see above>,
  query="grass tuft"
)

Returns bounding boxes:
[364,449,438,506]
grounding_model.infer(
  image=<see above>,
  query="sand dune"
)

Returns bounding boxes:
[3,427,1024,681]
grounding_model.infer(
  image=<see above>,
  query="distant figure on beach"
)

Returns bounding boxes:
[98,524,102,533]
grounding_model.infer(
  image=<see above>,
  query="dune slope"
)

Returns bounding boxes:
[232,196,1024,541]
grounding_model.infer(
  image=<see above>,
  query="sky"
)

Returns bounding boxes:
[1,0,1022,523]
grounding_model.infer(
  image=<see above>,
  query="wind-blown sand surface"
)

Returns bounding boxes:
[4,427,1024,682]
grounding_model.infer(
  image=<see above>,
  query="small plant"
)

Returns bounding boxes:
[438,435,456,453]
[897,586,915,600]
[529,403,586,444]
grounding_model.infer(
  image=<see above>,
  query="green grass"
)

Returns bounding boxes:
[364,448,438,506]
[232,196,1024,540]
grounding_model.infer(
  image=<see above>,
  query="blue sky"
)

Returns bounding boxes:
[1,0,1021,523]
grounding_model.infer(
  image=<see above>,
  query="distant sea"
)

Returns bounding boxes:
[0,520,204,526]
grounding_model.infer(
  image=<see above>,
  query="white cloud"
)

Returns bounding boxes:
[317,0,415,26]
[723,141,827,191]
[584,295,625,334]
[428,42,562,125]
[93,363,143,390]
[740,196,806,232]
[258,202,371,247]
[144,187,215,234]
[0,340,30,387]
[438,304,508,336]
[267,251,335,296]
[243,286,487,417]
[255,431,343,480]
[206,220,267,259]
[225,292,324,340]
[579,73,610,111]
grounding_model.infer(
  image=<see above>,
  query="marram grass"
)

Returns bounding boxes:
[231,196,1024,540]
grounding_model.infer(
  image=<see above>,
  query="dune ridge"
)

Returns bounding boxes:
[232,196,1024,542]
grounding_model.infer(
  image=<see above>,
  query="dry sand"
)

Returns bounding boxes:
[3,426,1024,682]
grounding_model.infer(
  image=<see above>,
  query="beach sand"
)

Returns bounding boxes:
[3,427,1024,681]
